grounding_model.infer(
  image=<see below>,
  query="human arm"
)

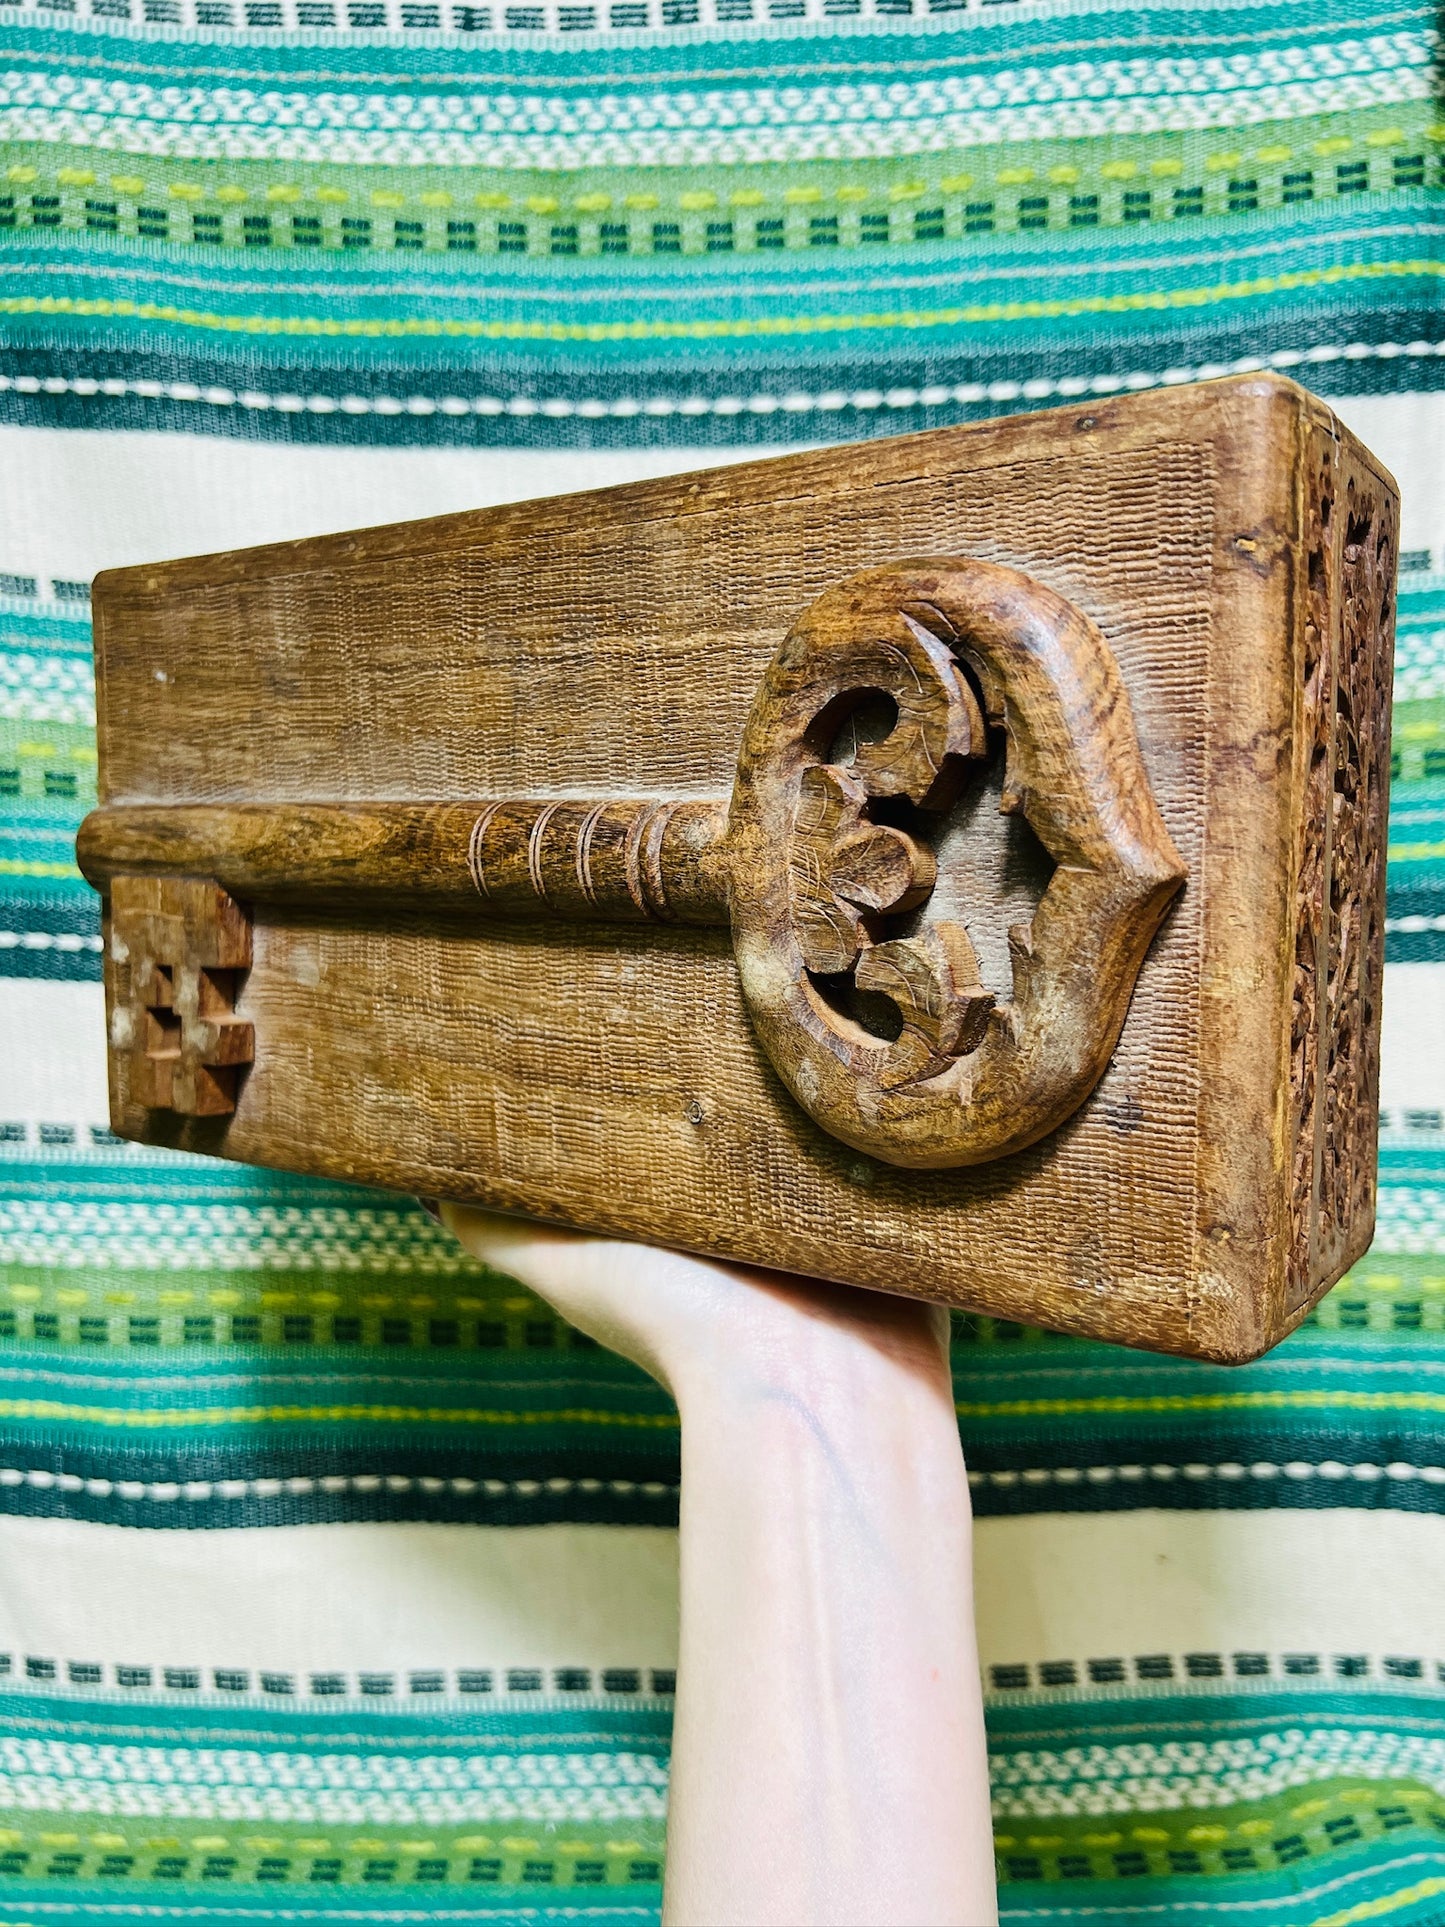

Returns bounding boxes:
[441,1208,999,1927]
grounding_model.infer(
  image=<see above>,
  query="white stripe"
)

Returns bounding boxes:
[7,965,1435,1155]
[0,1468,678,1501]
[0,423,791,585]
[7,375,1445,595]
[970,1461,1445,1488]
[0,1514,680,1675]
[1329,392,1445,560]
[8,343,1445,432]
[1381,964,1445,1119]
[0,36,1426,166]
[0,981,109,1139]
[0,1508,1440,1713]
[992,1727,1445,1817]
[0,591,89,618]
[0,1737,669,1822]
[974,1510,1445,1677]
[0,932,103,953]
[1,0,1074,33]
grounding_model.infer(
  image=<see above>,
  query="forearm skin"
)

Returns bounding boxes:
[664,1314,998,1927]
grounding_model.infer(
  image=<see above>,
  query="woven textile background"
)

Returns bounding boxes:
[0,0,1444,1919]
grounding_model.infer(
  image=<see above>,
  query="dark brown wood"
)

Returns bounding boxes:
[78,556,1184,1170]
[76,375,1398,1362]
[79,798,732,923]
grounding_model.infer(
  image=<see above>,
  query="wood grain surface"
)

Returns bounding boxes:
[79,375,1398,1362]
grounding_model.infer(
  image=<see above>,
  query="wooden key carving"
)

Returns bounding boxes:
[728,559,1187,1168]
[80,557,1182,1166]
[75,379,1399,1361]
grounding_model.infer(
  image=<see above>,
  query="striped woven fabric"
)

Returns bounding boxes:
[1,0,1443,1918]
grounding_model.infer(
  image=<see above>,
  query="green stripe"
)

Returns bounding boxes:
[0,99,1429,251]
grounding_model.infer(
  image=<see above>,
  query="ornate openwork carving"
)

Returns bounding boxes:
[108,875,254,1116]
[1286,432,1397,1311]
[726,559,1188,1169]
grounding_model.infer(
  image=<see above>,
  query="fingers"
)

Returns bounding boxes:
[440,1205,694,1385]
[440,1204,595,1295]
[440,1204,688,1311]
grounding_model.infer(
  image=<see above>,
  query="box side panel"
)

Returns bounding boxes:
[1159,378,1405,1361]
[1181,379,1309,1361]
[1285,415,1337,1316]
[1309,418,1398,1295]
[1343,463,1397,1267]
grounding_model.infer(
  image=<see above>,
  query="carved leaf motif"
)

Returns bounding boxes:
[789,765,938,976]
[829,824,936,914]
[848,622,985,806]
[856,925,995,1069]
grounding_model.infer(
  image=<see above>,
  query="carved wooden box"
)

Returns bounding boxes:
[78,376,1397,1363]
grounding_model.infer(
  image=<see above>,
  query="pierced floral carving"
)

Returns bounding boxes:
[1286,433,1397,1312]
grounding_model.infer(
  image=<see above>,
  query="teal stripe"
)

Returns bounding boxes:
[0,1339,1432,1423]
[5,203,1435,347]
[0,1685,673,1745]
[0,613,90,651]
[0,1892,662,1921]
[0,1147,422,1207]
[986,1684,1445,1742]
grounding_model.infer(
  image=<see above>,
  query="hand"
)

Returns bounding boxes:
[439,1205,954,1414]
[441,1206,998,1927]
